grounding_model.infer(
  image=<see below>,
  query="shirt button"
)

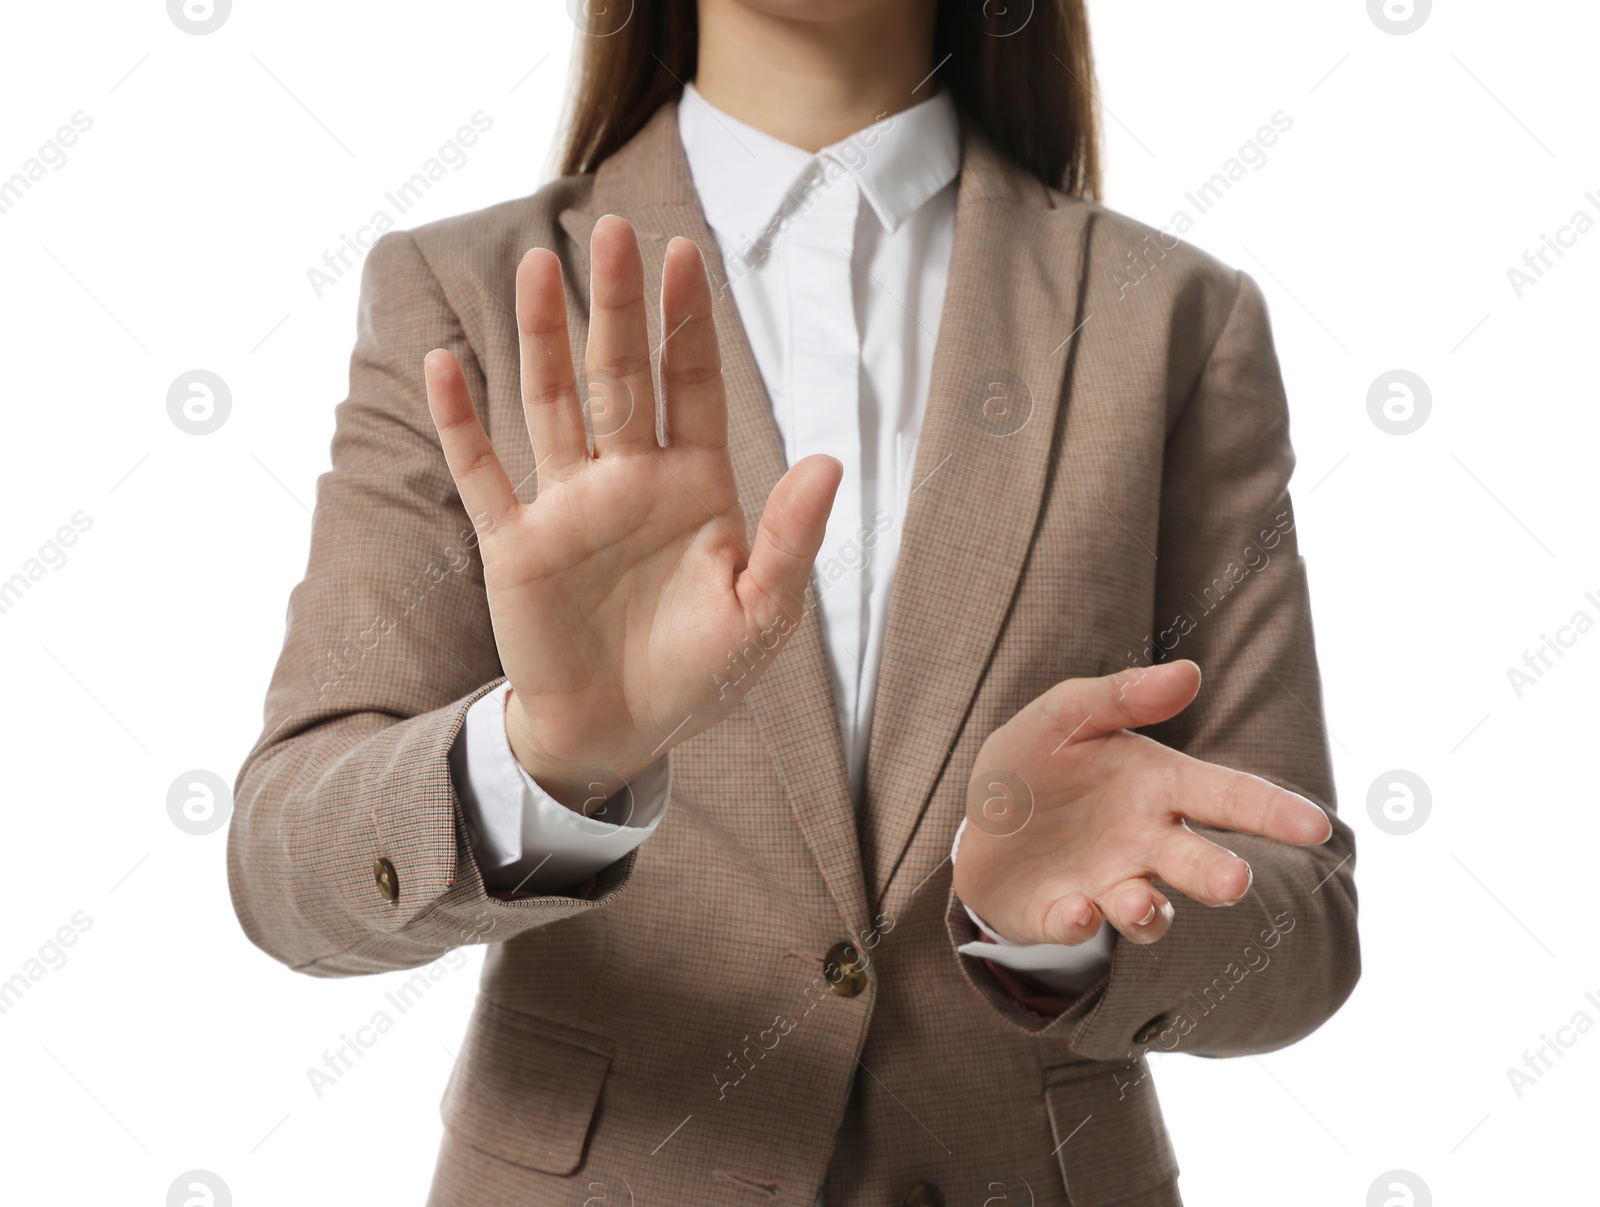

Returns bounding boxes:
[898,1182,944,1207]
[372,857,399,903]
[823,941,868,997]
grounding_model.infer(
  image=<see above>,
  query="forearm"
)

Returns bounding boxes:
[947,820,1357,1058]
[949,266,1359,1054]
[228,682,632,977]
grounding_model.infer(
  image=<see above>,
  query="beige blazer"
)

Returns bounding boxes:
[229,101,1359,1207]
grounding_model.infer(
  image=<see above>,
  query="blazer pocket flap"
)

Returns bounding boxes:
[1043,1059,1179,1205]
[442,999,614,1175]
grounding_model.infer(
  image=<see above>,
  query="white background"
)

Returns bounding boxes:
[0,2,1593,1203]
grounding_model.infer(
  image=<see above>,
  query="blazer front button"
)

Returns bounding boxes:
[372,857,399,903]
[898,1182,944,1207]
[823,941,868,997]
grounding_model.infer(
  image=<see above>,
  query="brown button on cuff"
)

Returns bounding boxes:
[373,857,399,903]
[823,941,868,997]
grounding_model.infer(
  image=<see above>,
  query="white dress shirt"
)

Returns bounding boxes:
[451,83,1113,995]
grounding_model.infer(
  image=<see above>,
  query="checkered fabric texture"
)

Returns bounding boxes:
[228,102,1359,1207]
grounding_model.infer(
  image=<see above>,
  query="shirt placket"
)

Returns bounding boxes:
[784,159,867,778]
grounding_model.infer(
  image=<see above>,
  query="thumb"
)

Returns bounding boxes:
[1025,660,1203,747]
[737,454,842,633]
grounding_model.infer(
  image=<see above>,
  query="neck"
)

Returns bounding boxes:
[694,0,938,151]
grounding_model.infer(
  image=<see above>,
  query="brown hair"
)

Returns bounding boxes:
[560,2,1102,200]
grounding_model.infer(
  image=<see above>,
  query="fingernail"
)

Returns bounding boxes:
[1136,903,1157,927]
[1074,903,1095,929]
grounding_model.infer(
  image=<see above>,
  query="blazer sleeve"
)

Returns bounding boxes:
[227,231,634,979]
[948,269,1360,1058]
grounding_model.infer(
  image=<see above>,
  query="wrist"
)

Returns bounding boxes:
[949,815,994,922]
[503,687,650,814]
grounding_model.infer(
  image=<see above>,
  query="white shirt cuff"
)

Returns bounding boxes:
[451,682,671,896]
[949,815,1115,996]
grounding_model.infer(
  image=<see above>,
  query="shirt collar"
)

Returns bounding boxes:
[678,81,960,248]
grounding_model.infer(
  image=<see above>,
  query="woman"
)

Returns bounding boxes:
[229,2,1359,1203]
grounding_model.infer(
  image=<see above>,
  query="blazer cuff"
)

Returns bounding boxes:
[948,818,1115,997]
[453,682,671,896]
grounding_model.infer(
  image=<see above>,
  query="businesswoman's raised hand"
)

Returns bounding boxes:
[953,660,1335,948]
[423,216,841,810]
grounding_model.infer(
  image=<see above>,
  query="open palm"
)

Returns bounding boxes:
[954,661,1333,947]
[423,216,841,810]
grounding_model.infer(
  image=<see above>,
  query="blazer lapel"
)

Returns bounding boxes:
[858,124,1094,905]
[557,105,868,933]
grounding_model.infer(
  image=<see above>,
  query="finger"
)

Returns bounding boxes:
[1155,822,1255,907]
[516,247,588,485]
[423,349,517,529]
[1101,877,1174,945]
[1039,891,1106,947]
[1175,759,1334,846]
[1029,660,1203,749]
[658,237,727,451]
[737,454,843,633]
[585,215,657,454]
